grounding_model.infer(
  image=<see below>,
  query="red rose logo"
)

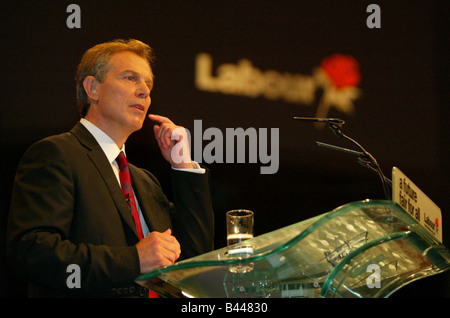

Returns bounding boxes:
[313,54,362,126]
[320,54,361,89]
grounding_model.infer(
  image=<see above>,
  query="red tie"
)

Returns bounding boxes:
[116,152,144,240]
[116,152,159,298]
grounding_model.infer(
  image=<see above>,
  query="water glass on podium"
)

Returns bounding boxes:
[226,209,254,273]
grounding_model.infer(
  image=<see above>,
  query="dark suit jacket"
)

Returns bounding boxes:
[7,122,214,297]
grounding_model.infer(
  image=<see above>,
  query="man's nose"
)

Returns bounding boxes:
[136,81,151,99]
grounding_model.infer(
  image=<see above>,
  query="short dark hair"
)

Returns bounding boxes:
[75,39,155,117]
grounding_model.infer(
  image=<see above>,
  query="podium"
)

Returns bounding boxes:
[136,200,450,298]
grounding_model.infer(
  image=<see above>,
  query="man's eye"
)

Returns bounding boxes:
[125,75,136,81]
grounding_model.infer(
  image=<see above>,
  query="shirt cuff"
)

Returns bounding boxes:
[171,161,206,174]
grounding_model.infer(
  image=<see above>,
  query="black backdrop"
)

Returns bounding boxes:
[1,0,448,297]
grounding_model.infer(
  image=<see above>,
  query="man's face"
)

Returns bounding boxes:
[91,51,153,139]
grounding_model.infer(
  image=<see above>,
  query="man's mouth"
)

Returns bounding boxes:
[130,104,145,111]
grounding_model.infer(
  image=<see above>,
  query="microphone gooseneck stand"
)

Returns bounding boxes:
[294,117,392,200]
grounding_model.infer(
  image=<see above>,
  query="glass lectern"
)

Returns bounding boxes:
[136,200,450,298]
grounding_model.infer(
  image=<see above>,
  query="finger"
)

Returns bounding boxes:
[162,232,181,252]
[150,229,180,249]
[147,234,180,263]
[153,124,170,150]
[157,124,175,149]
[162,128,173,149]
[158,253,178,268]
[148,114,174,125]
[152,239,180,264]
[156,123,172,142]
[162,245,180,263]
[160,230,181,259]
[153,125,165,150]
[153,124,160,140]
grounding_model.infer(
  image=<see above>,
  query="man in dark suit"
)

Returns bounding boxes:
[7,39,214,297]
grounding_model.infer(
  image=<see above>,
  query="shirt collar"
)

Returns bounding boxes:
[80,118,125,164]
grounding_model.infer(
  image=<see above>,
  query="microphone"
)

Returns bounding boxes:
[293,117,345,125]
[294,116,391,200]
[294,117,345,138]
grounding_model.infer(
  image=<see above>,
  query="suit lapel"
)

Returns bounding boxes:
[69,122,140,238]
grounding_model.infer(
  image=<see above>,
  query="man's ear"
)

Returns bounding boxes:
[83,76,99,104]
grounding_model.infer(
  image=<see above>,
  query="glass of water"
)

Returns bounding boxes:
[226,209,254,246]
[226,209,254,273]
